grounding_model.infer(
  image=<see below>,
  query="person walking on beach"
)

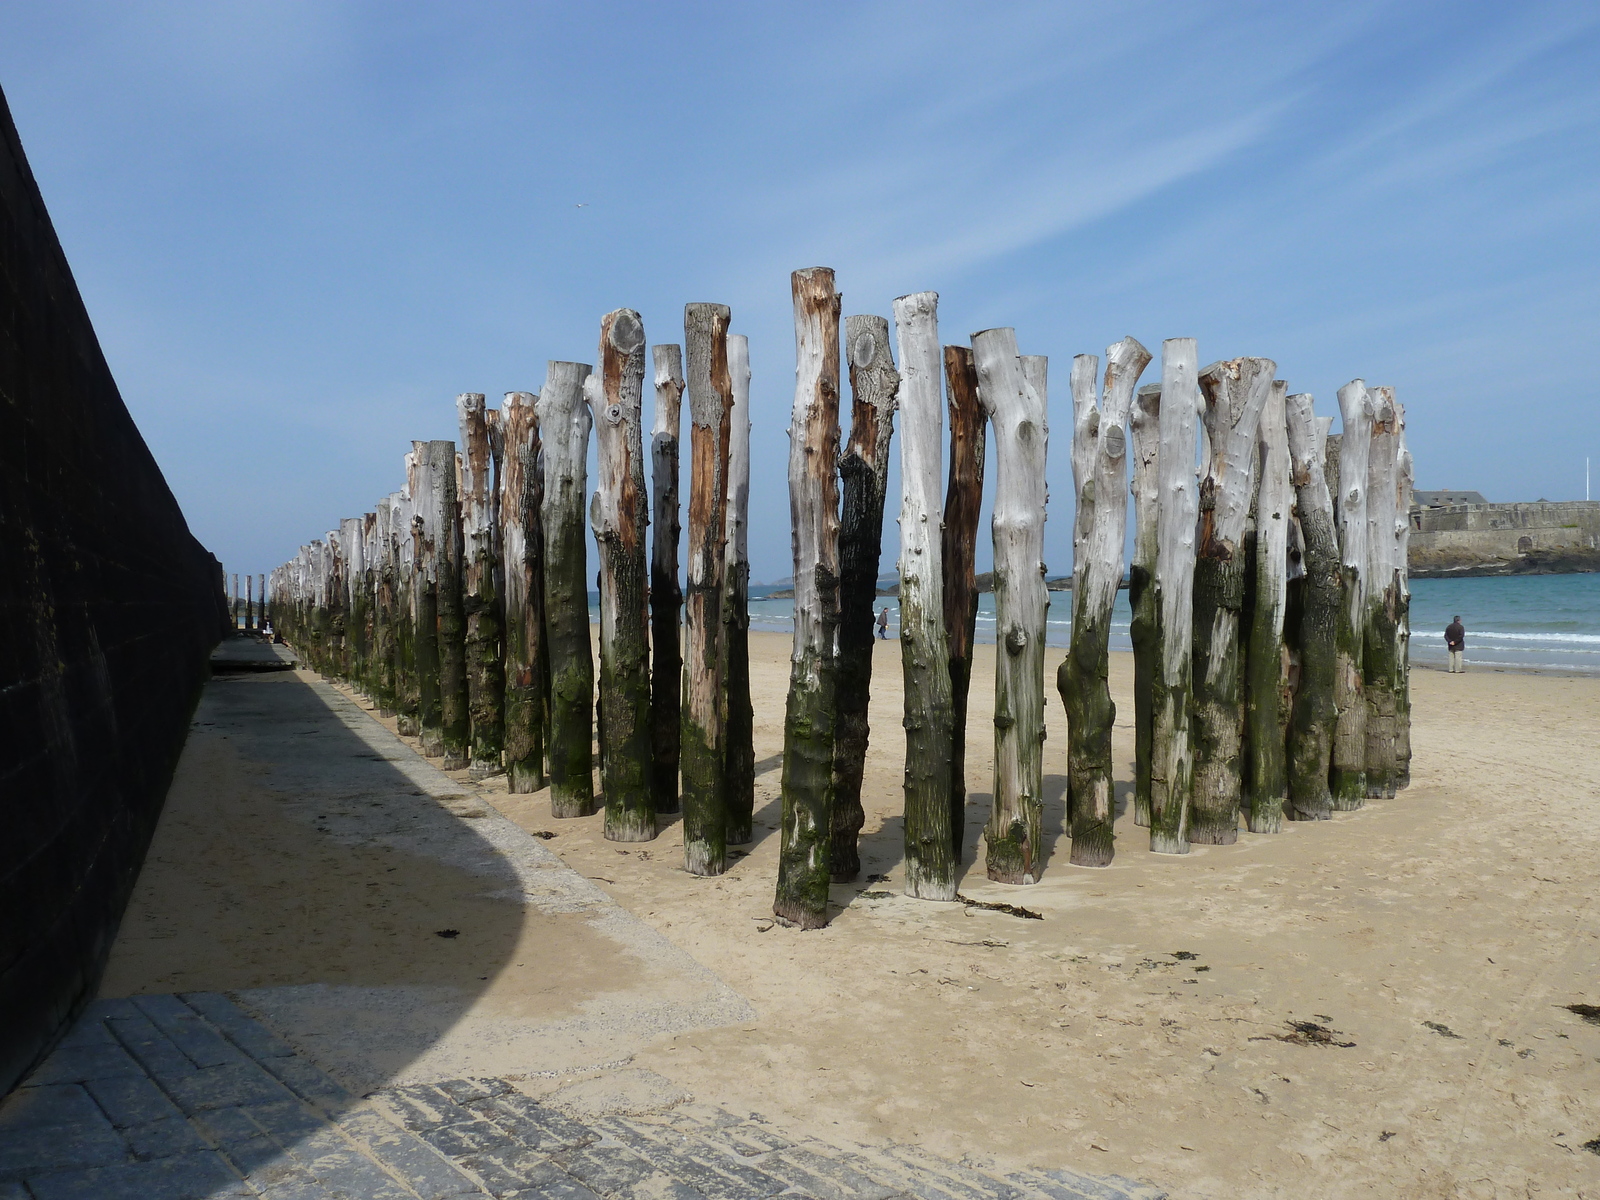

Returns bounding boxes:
[1445,615,1466,673]
[877,607,890,640]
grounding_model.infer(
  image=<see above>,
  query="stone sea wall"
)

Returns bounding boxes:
[0,86,226,1094]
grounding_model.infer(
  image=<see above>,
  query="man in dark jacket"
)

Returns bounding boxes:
[1445,615,1466,673]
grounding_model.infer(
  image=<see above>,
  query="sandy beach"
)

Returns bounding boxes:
[105,632,1600,1198]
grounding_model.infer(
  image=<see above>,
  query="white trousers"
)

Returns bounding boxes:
[1448,649,1464,673]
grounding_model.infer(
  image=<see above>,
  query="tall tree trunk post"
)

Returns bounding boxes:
[502,391,550,792]
[722,333,756,846]
[340,518,364,685]
[776,268,842,927]
[373,495,398,715]
[538,362,597,817]
[395,471,420,735]
[941,345,985,859]
[589,309,656,842]
[1128,383,1162,828]
[894,292,957,900]
[1362,386,1400,799]
[1285,394,1339,821]
[458,394,506,777]
[831,314,899,882]
[1393,410,1413,790]
[411,446,445,755]
[231,573,239,629]
[682,303,734,875]
[1244,380,1292,833]
[972,328,1049,884]
[433,441,470,769]
[650,346,685,815]
[1190,357,1275,844]
[1149,338,1200,855]
[1058,337,1151,866]
[1331,380,1373,808]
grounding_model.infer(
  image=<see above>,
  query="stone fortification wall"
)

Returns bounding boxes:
[1410,501,1600,575]
[0,86,226,1094]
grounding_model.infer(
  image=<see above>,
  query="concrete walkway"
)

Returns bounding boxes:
[1,668,1163,1199]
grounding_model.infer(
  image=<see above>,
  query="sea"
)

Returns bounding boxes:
[733,573,1600,676]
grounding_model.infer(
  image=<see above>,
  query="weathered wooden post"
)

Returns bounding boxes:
[411,446,445,755]
[941,345,985,858]
[395,478,421,736]
[231,573,239,629]
[1393,410,1413,789]
[650,346,685,815]
[502,391,550,792]
[342,516,367,687]
[830,313,898,882]
[1331,380,1373,808]
[244,573,254,631]
[589,309,655,842]
[972,328,1049,883]
[1190,357,1275,844]
[1244,380,1292,833]
[538,362,597,817]
[682,303,733,874]
[428,439,470,769]
[776,268,842,927]
[1285,394,1338,821]
[458,393,506,777]
[1128,383,1161,827]
[1058,337,1151,866]
[722,332,756,846]
[1149,338,1200,855]
[1362,386,1400,799]
[373,495,397,714]
[894,292,956,899]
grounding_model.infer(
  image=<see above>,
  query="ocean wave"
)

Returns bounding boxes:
[1421,629,1600,646]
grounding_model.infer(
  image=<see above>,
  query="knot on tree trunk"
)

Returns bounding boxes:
[1005,625,1029,655]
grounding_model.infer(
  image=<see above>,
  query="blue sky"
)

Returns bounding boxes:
[3,2,1597,584]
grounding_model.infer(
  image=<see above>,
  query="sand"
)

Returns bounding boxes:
[107,633,1600,1197]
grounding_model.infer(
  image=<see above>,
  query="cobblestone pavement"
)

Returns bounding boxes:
[0,993,1166,1200]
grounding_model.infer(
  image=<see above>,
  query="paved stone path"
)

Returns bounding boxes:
[1,992,1166,1200]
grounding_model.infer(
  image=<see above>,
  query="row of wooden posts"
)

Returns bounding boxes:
[268,267,1412,930]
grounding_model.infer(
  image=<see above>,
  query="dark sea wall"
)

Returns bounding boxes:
[0,86,226,1094]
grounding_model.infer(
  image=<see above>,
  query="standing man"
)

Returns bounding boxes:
[877,606,890,640]
[1445,614,1466,673]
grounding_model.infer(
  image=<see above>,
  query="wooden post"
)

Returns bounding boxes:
[1190,357,1275,844]
[244,573,254,632]
[458,393,506,777]
[650,346,685,815]
[1058,337,1151,866]
[1394,410,1413,789]
[830,313,899,882]
[1331,380,1373,808]
[972,328,1049,884]
[775,268,842,927]
[231,573,239,629]
[589,309,655,842]
[502,391,550,793]
[941,345,985,859]
[1244,380,1292,833]
[940,342,979,857]
[1285,394,1338,821]
[682,303,733,875]
[394,479,420,736]
[429,440,469,769]
[1128,382,1161,827]
[1362,386,1400,799]
[411,445,444,755]
[723,333,756,846]
[893,293,956,900]
[342,515,367,689]
[538,362,597,818]
[373,495,397,714]
[1149,338,1200,855]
